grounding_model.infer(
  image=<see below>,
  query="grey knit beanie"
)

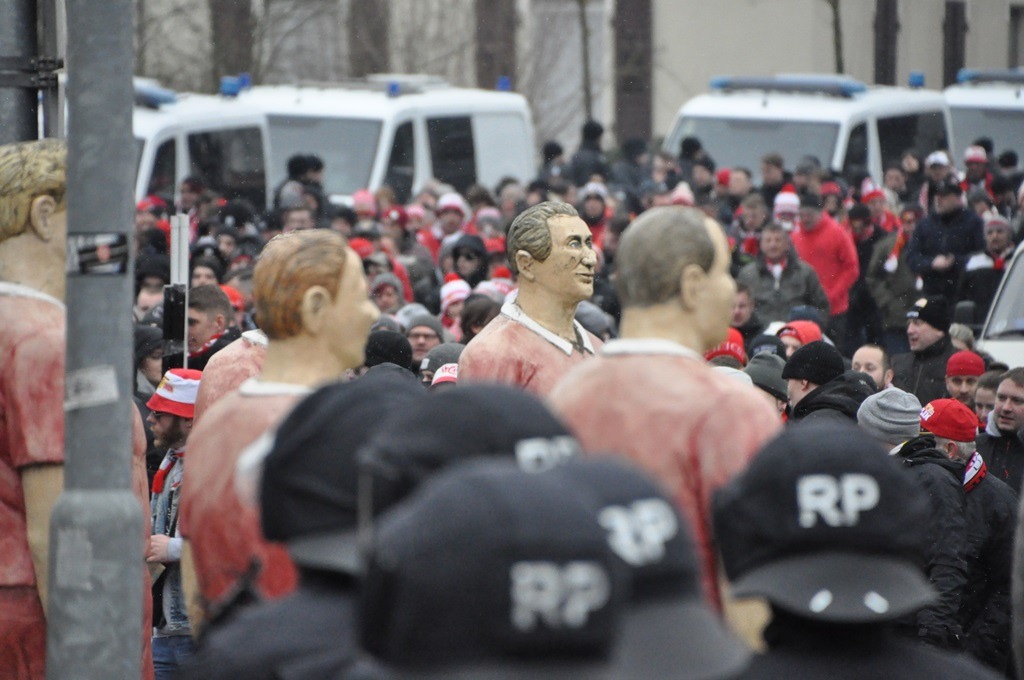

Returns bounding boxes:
[743,353,787,402]
[857,387,922,446]
[420,342,465,373]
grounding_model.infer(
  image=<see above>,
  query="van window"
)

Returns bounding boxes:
[146,138,177,201]
[473,113,533,190]
[877,112,948,170]
[188,127,266,209]
[384,121,415,204]
[949,107,1024,160]
[428,116,477,193]
[265,115,382,199]
[983,255,1024,339]
[842,123,868,179]
[667,117,839,183]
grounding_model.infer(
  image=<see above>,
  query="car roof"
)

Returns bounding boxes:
[678,85,947,123]
[945,83,1024,111]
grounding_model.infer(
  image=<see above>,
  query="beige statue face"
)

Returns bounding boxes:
[689,220,737,351]
[323,249,379,369]
[522,215,596,305]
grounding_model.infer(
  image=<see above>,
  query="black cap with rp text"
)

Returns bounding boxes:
[712,421,935,623]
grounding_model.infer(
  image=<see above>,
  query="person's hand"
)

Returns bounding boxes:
[931,254,954,271]
[147,534,172,563]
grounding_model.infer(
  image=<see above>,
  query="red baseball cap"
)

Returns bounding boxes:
[348,237,375,260]
[777,320,823,346]
[705,328,748,366]
[920,398,977,443]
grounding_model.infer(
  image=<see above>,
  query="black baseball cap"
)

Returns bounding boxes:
[259,371,423,574]
[360,459,629,678]
[934,178,963,196]
[358,384,580,530]
[548,458,750,680]
[712,421,935,623]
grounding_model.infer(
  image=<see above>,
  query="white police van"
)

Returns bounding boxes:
[975,239,1024,368]
[133,75,536,210]
[662,74,952,183]
[944,68,1024,163]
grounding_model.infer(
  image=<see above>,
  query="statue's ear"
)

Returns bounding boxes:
[299,285,331,335]
[515,250,535,281]
[678,262,705,311]
[29,195,59,241]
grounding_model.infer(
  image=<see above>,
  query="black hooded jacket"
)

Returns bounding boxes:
[790,373,874,424]
[893,435,968,649]
[959,463,1017,673]
[451,234,489,289]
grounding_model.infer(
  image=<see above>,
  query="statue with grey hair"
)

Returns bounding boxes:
[548,206,781,647]
[458,201,603,396]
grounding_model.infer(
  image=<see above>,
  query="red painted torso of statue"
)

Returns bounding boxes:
[548,340,782,609]
[192,330,267,425]
[459,303,602,397]
[179,382,308,610]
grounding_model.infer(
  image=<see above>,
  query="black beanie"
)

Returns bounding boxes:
[364,330,413,371]
[781,341,844,386]
[906,296,950,332]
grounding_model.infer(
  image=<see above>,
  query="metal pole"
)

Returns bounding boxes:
[47,0,143,677]
[0,0,39,143]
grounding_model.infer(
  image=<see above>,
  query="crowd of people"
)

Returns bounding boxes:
[5,119,1024,679]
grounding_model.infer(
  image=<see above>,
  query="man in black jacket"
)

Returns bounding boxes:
[713,422,999,679]
[892,296,957,405]
[922,398,1018,674]
[978,368,1024,494]
[907,179,984,298]
[858,389,969,650]
[784,341,871,423]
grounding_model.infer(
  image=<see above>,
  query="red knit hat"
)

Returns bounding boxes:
[861,189,886,204]
[946,351,985,378]
[146,369,202,419]
[220,284,244,312]
[920,398,978,443]
[348,237,375,260]
[777,320,822,346]
[705,328,748,366]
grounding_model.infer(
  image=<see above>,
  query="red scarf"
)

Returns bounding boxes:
[963,451,987,493]
[151,449,184,494]
[889,227,908,259]
[189,330,225,358]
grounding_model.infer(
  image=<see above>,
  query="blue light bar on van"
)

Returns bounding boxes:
[957,68,1024,85]
[387,81,401,98]
[496,75,511,91]
[908,71,925,88]
[710,75,868,98]
[220,76,244,97]
[133,81,177,108]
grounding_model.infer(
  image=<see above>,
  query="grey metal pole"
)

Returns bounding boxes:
[0,0,38,144]
[46,0,143,677]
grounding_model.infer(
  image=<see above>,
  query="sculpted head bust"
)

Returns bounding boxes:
[507,201,597,315]
[0,139,68,300]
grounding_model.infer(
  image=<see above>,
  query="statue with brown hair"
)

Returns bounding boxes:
[0,140,155,679]
[458,201,602,395]
[179,230,378,631]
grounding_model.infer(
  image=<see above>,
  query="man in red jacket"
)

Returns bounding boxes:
[794,193,859,355]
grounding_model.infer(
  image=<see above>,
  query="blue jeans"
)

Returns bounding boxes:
[152,635,195,680]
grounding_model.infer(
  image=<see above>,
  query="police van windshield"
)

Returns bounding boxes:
[983,253,1024,339]
[266,115,382,197]
[949,107,1024,160]
[668,117,839,180]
